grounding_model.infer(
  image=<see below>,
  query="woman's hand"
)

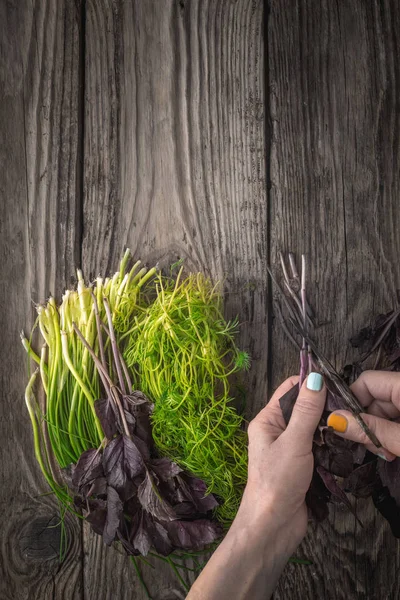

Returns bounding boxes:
[327,370,400,460]
[187,372,326,600]
[238,372,326,555]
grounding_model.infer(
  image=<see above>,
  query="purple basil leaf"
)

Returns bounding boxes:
[124,494,141,518]
[137,472,176,521]
[86,476,107,498]
[325,390,346,412]
[344,461,380,498]
[123,391,154,409]
[150,458,183,481]
[85,506,107,536]
[373,486,400,538]
[139,513,174,556]
[279,384,299,425]
[88,497,107,512]
[378,457,400,506]
[103,435,145,495]
[135,413,153,449]
[131,510,173,556]
[132,511,152,556]
[74,495,86,511]
[352,443,367,465]
[324,428,349,449]
[103,486,123,546]
[123,436,146,479]
[177,474,218,512]
[95,398,118,439]
[72,448,104,491]
[306,472,330,522]
[131,433,151,461]
[314,444,354,478]
[123,392,154,448]
[124,410,136,436]
[317,466,362,526]
[102,437,125,490]
[165,519,221,551]
[156,476,182,507]
[150,521,173,556]
[324,428,367,467]
[117,527,140,556]
[173,501,200,519]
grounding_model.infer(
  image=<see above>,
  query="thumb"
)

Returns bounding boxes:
[285,372,326,452]
[327,410,398,460]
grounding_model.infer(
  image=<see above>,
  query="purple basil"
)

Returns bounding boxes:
[317,466,362,526]
[103,486,123,545]
[102,435,145,493]
[150,457,182,481]
[165,519,222,551]
[137,472,176,521]
[95,398,118,439]
[72,448,104,492]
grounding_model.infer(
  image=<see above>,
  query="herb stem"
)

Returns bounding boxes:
[104,298,126,394]
[91,290,108,375]
[130,556,153,599]
[166,556,190,591]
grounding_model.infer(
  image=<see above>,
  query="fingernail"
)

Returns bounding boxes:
[306,372,323,392]
[377,453,388,461]
[327,413,348,433]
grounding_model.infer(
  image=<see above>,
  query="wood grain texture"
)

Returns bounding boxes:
[82,0,265,597]
[0,1,84,599]
[5,0,400,598]
[269,1,400,598]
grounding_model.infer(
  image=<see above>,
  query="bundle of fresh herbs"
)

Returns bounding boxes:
[123,270,249,522]
[272,252,400,537]
[22,250,250,590]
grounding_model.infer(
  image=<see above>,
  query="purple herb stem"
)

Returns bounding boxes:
[299,255,309,386]
[288,252,300,284]
[101,321,133,393]
[110,386,131,438]
[72,322,114,392]
[103,298,127,395]
[91,291,108,374]
[299,348,308,388]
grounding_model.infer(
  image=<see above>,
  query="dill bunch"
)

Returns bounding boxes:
[123,269,249,523]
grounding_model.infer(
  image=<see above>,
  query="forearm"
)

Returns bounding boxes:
[187,504,293,600]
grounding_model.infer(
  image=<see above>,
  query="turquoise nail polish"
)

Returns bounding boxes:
[377,453,388,461]
[306,372,323,391]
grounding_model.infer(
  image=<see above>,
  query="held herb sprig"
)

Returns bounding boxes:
[270,251,400,537]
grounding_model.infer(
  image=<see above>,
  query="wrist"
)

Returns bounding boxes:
[233,486,304,556]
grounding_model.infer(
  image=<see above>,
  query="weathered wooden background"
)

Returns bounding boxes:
[1,0,400,598]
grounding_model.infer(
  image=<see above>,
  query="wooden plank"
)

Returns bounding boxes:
[82,0,266,597]
[269,1,400,598]
[0,1,84,598]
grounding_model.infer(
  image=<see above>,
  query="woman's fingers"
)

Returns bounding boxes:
[284,373,327,453]
[327,410,398,460]
[351,371,400,415]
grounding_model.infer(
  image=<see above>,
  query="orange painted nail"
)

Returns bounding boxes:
[327,413,348,433]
